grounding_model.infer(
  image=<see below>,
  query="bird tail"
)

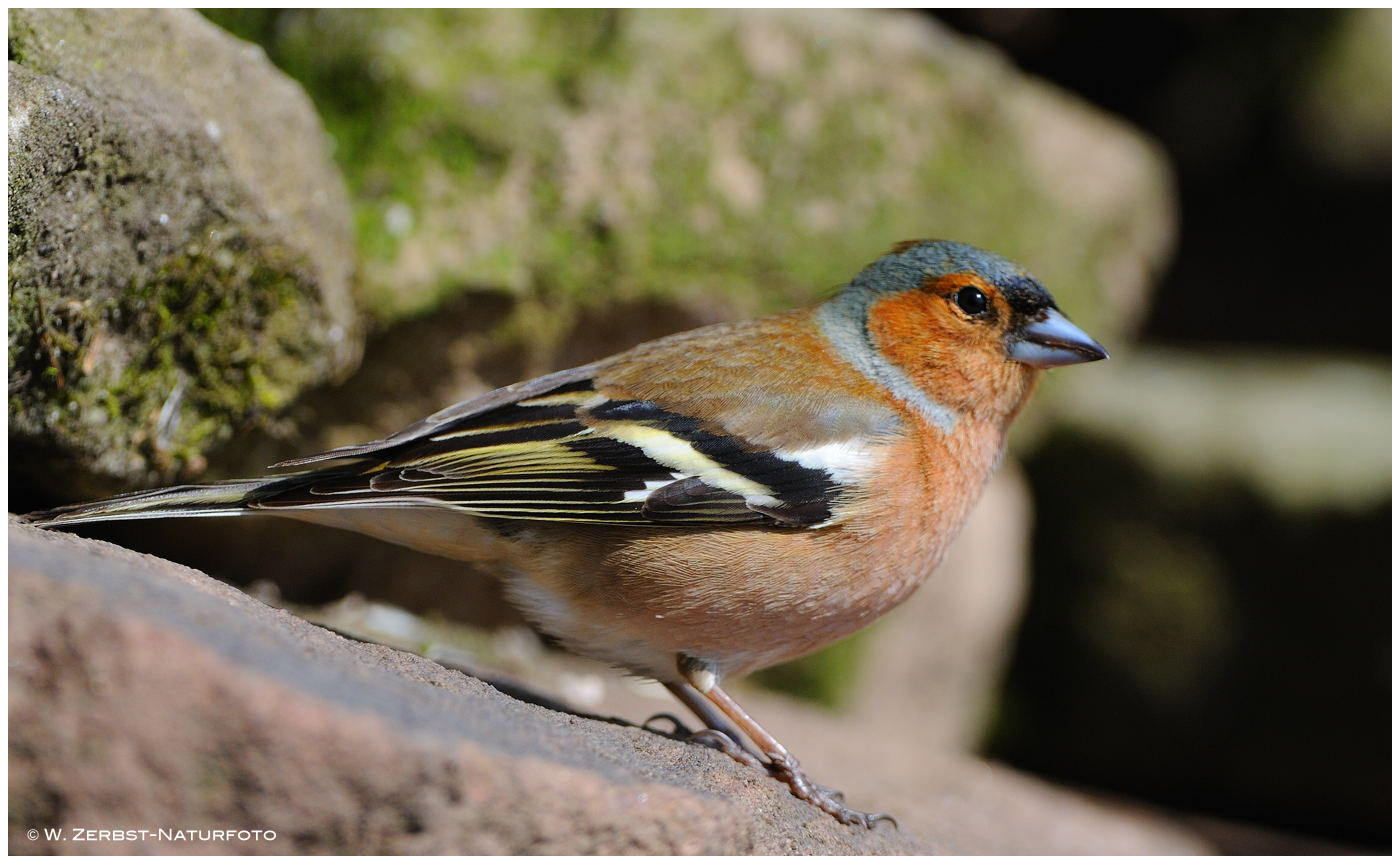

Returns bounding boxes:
[21,475,312,529]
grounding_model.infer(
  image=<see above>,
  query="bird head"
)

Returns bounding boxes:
[819,239,1107,425]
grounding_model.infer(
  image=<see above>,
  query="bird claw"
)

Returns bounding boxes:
[871,812,899,829]
[669,694,897,830]
[805,787,897,830]
[853,810,898,830]
[642,712,694,738]
[766,753,898,830]
[685,728,769,772]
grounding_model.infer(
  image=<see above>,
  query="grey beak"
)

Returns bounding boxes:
[1009,308,1109,368]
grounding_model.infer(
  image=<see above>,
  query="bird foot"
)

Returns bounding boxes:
[685,728,769,772]
[767,753,898,830]
[685,733,896,830]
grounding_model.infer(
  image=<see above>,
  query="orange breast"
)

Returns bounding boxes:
[507,410,1011,680]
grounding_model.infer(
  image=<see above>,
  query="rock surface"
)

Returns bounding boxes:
[9,518,1213,854]
[8,9,359,498]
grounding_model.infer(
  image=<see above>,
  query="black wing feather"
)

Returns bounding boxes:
[255,377,844,528]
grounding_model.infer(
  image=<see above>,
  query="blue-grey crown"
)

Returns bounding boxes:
[844,240,1055,315]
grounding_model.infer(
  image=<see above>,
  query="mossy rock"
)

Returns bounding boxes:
[8,9,361,498]
[203,9,1174,356]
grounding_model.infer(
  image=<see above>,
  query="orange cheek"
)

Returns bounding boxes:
[866,292,966,383]
[865,293,1007,410]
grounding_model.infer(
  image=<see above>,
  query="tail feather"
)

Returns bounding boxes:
[22,476,305,528]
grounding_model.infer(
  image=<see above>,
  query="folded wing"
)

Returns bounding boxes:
[254,376,847,529]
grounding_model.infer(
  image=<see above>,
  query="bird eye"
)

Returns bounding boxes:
[954,286,989,316]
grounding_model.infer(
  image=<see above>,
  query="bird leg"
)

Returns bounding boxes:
[677,658,897,830]
[663,681,752,750]
[659,684,765,771]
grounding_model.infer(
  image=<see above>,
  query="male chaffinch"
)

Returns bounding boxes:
[26,239,1107,828]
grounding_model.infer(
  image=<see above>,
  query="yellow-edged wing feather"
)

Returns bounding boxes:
[254,375,840,528]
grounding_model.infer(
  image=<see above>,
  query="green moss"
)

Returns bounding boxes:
[10,222,329,483]
[6,10,39,66]
[8,284,98,400]
[118,232,325,429]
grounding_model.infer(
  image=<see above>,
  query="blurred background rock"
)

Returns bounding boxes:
[7,8,1388,852]
[934,9,1390,850]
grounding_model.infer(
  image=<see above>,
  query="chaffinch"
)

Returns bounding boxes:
[26,239,1107,828]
